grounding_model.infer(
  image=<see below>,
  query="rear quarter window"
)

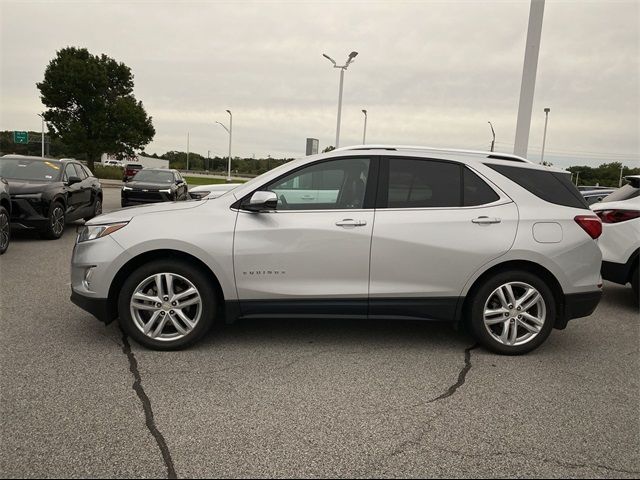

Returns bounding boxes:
[488,164,589,209]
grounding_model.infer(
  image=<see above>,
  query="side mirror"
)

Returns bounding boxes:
[67,176,81,186]
[243,191,278,212]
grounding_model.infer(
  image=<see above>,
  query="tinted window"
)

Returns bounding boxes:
[64,163,77,181]
[603,183,639,202]
[82,165,94,178]
[266,158,370,210]
[488,164,589,209]
[73,164,87,180]
[0,158,61,181]
[385,158,461,208]
[463,168,500,206]
[133,170,174,183]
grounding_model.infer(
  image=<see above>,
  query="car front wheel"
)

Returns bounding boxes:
[469,270,555,355]
[118,260,216,350]
[0,206,10,254]
[41,202,65,240]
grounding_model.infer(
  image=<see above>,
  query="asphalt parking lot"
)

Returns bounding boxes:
[1,187,638,478]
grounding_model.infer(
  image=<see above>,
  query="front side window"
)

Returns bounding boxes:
[64,164,77,182]
[266,157,370,210]
[385,158,461,208]
[73,164,88,180]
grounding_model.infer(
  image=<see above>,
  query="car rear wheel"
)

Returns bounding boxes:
[41,202,65,240]
[0,206,10,254]
[631,266,638,305]
[118,260,216,350]
[84,196,102,221]
[469,270,555,355]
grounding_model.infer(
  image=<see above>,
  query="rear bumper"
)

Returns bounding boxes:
[70,289,115,325]
[602,255,637,286]
[556,290,602,329]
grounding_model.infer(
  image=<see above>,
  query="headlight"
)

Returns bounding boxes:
[77,222,128,243]
[159,189,172,194]
[122,186,132,191]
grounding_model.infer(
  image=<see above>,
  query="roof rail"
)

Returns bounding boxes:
[334,145,531,163]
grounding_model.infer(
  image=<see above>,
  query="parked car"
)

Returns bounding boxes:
[121,168,189,207]
[189,183,242,199]
[0,177,10,254]
[104,159,124,168]
[0,155,102,239]
[581,188,616,205]
[591,175,640,301]
[123,163,144,182]
[71,145,603,354]
[577,185,614,192]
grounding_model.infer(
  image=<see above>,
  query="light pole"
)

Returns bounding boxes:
[619,164,625,187]
[186,132,190,171]
[488,121,496,152]
[216,109,232,182]
[323,51,358,148]
[575,171,580,187]
[540,107,550,164]
[361,109,368,144]
[37,114,45,158]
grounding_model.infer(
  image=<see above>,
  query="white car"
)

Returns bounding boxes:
[591,175,640,300]
[103,160,124,168]
[189,183,242,199]
[70,145,604,354]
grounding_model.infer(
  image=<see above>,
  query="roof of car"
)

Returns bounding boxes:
[1,155,76,163]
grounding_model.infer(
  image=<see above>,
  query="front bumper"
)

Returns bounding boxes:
[122,192,175,206]
[556,290,602,329]
[71,289,115,324]
[10,197,48,229]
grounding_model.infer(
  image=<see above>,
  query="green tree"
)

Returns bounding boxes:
[37,47,155,170]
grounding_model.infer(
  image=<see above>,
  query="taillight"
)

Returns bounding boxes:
[574,215,602,239]
[594,209,640,224]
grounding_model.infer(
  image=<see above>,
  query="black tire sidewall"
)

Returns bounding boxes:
[470,270,556,355]
[0,206,9,254]
[118,259,216,350]
[42,201,65,240]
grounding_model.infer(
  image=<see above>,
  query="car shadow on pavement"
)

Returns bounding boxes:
[602,284,639,312]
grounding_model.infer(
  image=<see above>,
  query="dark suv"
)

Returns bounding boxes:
[0,155,103,239]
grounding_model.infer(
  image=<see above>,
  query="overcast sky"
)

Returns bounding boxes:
[1,0,638,168]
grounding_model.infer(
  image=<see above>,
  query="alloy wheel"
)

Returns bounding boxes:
[483,281,546,347]
[51,206,64,236]
[130,273,202,342]
[0,211,9,251]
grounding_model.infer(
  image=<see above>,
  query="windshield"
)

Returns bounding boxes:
[0,158,62,182]
[603,183,639,202]
[132,170,174,183]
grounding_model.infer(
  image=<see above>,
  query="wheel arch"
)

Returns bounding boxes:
[457,259,566,329]
[107,249,226,323]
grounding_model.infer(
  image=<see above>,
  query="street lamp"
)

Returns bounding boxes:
[36,113,45,158]
[216,109,233,182]
[488,121,496,152]
[361,109,368,144]
[323,51,358,148]
[540,107,550,164]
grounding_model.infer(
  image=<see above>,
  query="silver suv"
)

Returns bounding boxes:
[70,146,603,354]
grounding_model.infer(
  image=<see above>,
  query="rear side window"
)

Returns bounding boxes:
[73,164,87,179]
[385,158,461,208]
[463,168,500,206]
[488,164,589,209]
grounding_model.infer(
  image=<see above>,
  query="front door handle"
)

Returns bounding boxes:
[472,216,502,225]
[335,219,367,227]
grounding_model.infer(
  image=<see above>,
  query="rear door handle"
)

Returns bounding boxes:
[335,219,367,227]
[472,216,502,225]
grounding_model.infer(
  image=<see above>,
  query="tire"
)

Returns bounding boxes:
[469,270,556,355]
[84,196,102,221]
[631,266,639,305]
[0,206,10,255]
[40,201,65,240]
[118,259,217,350]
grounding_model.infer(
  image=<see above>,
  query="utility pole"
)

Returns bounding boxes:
[514,0,546,158]
[362,109,368,144]
[488,121,496,152]
[323,51,359,148]
[540,107,550,164]
[216,110,233,182]
[619,164,625,187]
[37,113,45,158]
[575,171,580,187]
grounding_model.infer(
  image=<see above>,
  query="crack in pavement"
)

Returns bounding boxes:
[429,445,640,476]
[426,343,478,404]
[120,330,177,479]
